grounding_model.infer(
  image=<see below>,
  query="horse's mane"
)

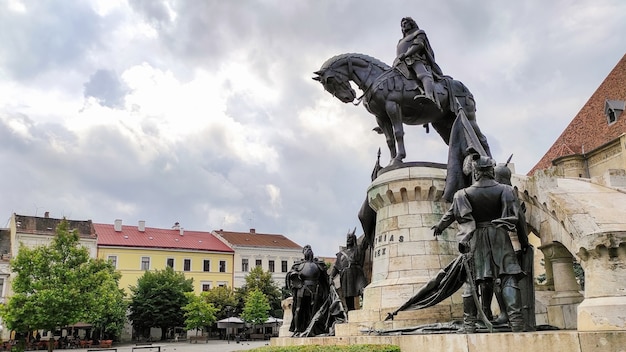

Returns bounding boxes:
[320,53,390,72]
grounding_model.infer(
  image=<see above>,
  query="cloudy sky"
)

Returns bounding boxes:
[1,0,625,257]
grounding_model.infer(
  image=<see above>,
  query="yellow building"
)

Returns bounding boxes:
[94,220,234,294]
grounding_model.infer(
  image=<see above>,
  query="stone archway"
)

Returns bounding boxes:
[512,172,626,331]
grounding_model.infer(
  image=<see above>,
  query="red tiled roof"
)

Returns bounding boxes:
[318,256,336,265]
[529,53,626,175]
[94,223,233,253]
[213,229,302,249]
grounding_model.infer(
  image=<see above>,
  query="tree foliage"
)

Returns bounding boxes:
[182,292,218,335]
[201,286,237,320]
[235,266,282,317]
[240,289,270,327]
[0,219,125,349]
[128,267,194,340]
[83,259,128,338]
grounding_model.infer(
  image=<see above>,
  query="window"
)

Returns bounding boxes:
[201,282,211,291]
[107,255,117,268]
[605,99,625,125]
[268,260,275,273]
[218,282,227,288]
[183,259,191,271]
[141,257,150,271]
[0,278,5,297]
[203,260,211,272]
[255,259,262,268]
[219,260,226,273]
[242,258,249,272]
[282,260,288,272]
[166,258,174,268]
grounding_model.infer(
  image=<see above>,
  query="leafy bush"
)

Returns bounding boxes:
[248,344,400,352]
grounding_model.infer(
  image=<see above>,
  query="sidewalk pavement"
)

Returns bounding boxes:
[73,340,271,352]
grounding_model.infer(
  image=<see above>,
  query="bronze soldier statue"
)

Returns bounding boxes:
[286,245,330,336]
[432,155,525,333]
[493,162,536,331]
[395,17,443,109]
[330,229,367,311]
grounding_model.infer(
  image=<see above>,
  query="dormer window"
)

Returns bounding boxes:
[605,99,625,125]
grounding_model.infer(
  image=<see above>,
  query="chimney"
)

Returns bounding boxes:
[250,228,256,234]
[114,219,122,232]
[172,222,180,230]
[138,220,145,232]
[180,228,184,236]
[44,211,50,218]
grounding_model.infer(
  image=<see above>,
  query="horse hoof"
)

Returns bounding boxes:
[389,159,404,167]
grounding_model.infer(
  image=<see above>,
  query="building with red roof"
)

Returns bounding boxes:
[95,219,234,293]
[212,228,303,288]
[529,53,626,179]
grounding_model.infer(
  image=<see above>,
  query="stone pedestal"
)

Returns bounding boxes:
[338,164,462,333]
[539,243,584,329]
[577,242,626,331]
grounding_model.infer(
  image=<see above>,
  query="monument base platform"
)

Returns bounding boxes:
[271,330,626,352]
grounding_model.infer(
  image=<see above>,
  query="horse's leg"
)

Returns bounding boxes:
[376,116,397,160]
[385,102,405,164]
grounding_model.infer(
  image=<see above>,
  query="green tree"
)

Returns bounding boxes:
[0,219,125,351]
[240,289,270,331]
[129,267,194,340]
[182,292,218,338]
[235,266,282,318]
[202,286,237,320]
[84,259,128,339]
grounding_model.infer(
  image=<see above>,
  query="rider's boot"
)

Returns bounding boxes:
[420,77,441,110]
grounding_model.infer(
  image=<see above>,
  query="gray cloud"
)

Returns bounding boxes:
[84,69,129,108]
[1,0,626,256]
[0,0,102,81]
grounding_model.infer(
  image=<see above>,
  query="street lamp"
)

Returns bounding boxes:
[225,306,233,344]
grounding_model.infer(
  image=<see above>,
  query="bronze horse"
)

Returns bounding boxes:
[313,53,490,165]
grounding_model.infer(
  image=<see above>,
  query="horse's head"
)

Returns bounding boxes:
[313,68,356,104]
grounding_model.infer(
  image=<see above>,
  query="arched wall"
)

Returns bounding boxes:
[511,172,626,331]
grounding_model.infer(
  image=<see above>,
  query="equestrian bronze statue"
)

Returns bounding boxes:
[313,53,490,166]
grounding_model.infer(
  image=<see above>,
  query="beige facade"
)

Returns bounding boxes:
[552,134,626,179]
[212,229,303,288]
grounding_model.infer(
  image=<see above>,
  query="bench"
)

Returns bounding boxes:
[132,345,161,352]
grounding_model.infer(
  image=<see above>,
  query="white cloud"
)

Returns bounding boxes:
[1,0,626,257]
[6,0,26,13]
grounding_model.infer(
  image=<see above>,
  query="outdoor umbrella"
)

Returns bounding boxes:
[216,317,245,329]
[264,317,283,324]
